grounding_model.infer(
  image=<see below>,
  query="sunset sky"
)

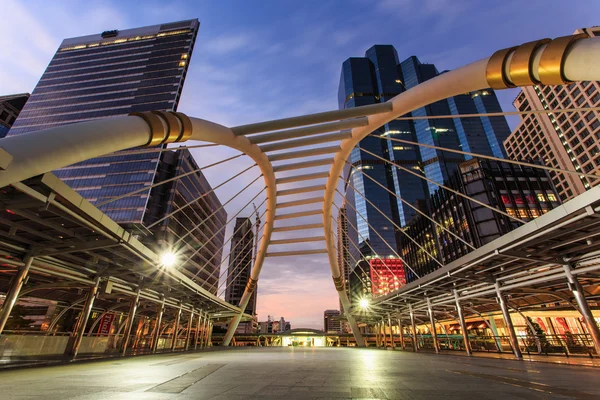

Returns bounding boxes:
[2,0,598,328]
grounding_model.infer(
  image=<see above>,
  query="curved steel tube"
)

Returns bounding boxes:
[0,116,276,347]
[323,36,600,347]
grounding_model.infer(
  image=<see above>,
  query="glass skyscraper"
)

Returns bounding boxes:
[338,45,512,262]
[9,19,200,228]
[7,20,226,294]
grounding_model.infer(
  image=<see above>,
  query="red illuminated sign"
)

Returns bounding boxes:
[369,258,405,297]
[98,313,116,335]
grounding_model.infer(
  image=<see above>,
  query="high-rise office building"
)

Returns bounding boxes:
[148,149,227,293]
[225,218,256,316]
[9,19,199,227]
[0,93,29,138]
[336,205,352,311]
[324,309,341,333]
[402,159,560,282]
[504,27,600,202]
[6,20,226,293]
[338,45,512,268]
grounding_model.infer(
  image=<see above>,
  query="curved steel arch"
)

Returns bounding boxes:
[1,34,599,349]
[0,115,276,347]
[322,35,600,346]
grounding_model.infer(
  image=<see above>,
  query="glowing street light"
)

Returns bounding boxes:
[160,251,177,268]
[360,298,369,310]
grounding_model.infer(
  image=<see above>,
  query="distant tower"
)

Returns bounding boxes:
[324,309,342,333]
[225,218,256,316]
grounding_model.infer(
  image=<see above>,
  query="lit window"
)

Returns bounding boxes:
[546,193,557,202]
[537,193,546,202]
[181,54,188,59]
[179,61,186,67]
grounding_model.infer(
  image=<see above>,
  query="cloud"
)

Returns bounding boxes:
[0,0,58,93]
[202,33,254,55]
[375,0,471,33]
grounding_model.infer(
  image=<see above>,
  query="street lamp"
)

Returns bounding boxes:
[360,298,369,310]
[160,251,177,268]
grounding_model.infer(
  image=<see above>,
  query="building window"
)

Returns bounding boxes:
[586,85,597,96]
[517,209,529,218]
[537,193,546,202]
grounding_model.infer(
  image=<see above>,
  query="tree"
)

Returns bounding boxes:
[4,305,31,330]
[525,316,549,351]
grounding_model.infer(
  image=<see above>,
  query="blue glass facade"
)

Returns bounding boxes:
[8,19,199,227]
[5,20,226,294]
[338,45,512,267]
[0,93,29,138]
[148,148,227,294]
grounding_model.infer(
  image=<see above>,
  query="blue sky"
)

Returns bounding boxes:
[2,0,598,328]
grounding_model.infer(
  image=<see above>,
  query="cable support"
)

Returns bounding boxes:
[371,134,600,182]
[335,186,444,269]
[217,237,265,298]
[164,214,223,270]
[332,230,381,314]
[217,226,266,297]
[98,153,244,206]
[185,190,267,271]
[216,226,264,295]
[171,173,264,249]
[209,210,266,288]
[331,200,420,280]
[358,147,527,224]
[393,106,600,121]
[333,197,419,279]
[147,163,258,230]
[345,160,475,251]
[207,208,267,290]
[331,217,384,284]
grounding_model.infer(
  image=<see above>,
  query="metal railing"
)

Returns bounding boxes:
[394,333,597,356]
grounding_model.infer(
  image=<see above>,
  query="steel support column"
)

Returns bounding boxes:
[65,276,100,357]
[0,255,35,335]
[171,305,182,351]
[120,289,140,355]
[564,264,600,355]
[185,310,194,351]
[200,313,207,348]
[495,283,523,359]
[409,304,418,352]
[387,313,394,349]
[397,317,405,351]
[427,298,439,354]
[195,311,202,350]
[453,289,471,356]
[207,320,213,346]
[151,300,165,353]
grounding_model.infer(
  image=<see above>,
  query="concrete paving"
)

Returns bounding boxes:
[1,347,599,399]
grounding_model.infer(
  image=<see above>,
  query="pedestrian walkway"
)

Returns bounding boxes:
[431,348,600,368]
[2,347,599,399]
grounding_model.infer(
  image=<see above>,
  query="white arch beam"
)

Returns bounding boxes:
[322,35,600,346]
